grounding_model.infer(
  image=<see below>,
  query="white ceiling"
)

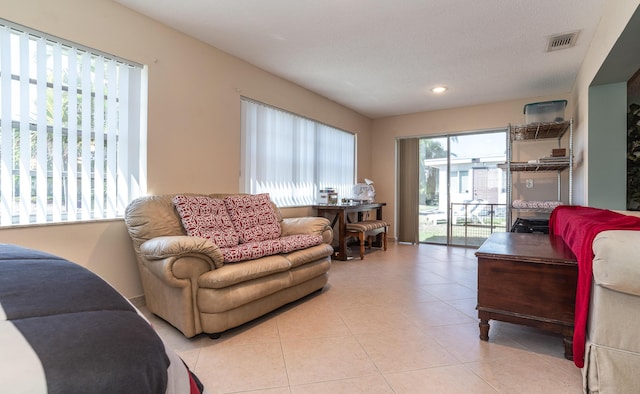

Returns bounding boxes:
[115,0,608,119]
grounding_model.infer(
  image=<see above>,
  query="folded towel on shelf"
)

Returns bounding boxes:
[512,200,564,209]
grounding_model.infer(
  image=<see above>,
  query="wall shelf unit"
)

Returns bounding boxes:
[499,120,573,228]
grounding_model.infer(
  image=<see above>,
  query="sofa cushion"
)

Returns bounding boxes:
[279,234,323,254]
[220,234,323,263]
[223,194,281,243]
[172,195,239,248]
[285,243,334,269]
[198,254,291,289]
[221,239,283,263]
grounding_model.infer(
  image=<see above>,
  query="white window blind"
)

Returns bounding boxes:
[241,98,355,207]
[0,20,147,225]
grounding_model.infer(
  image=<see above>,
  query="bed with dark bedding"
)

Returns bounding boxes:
[0,244,204,394]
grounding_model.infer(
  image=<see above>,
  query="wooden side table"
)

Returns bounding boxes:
[313,203,386,260]
[475,232,577,360]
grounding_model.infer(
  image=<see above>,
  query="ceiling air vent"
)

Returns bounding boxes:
[546,31,579,52]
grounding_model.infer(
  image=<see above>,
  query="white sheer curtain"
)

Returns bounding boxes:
[241,98,355,207]
[0,21,146,225]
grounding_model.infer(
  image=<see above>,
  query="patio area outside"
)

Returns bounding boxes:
[420,202,507,247]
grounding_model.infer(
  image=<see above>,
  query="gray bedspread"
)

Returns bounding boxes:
[0,244,202,394]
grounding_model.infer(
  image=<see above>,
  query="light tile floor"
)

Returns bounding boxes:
[142,242,583,394]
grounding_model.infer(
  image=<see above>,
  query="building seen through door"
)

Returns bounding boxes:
[418,131,507,246]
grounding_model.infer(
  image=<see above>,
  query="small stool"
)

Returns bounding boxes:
[345,220,388,260]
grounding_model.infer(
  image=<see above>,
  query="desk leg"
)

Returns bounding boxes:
[372,206,384,248]
[336,210,348,260]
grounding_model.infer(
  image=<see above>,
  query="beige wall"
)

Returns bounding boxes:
[370,94,570,240]
[0,0,371,298]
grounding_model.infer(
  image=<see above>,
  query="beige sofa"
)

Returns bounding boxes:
[124,193,333,338]
[583,225,640,393]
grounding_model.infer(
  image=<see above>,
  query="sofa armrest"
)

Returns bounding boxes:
[141,236,224,264]
[592,230,640,297]
[140,235,225,280]
[281,217,333,244]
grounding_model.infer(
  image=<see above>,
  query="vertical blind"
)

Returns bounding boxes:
[0,21,146,225]
[241,98,355,207]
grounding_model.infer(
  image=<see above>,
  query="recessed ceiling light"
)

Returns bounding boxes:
[432,86,447,94]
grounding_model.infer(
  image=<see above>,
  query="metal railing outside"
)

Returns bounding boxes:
[449,202,507,247]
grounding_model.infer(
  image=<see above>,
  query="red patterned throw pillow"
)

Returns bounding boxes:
[173,195,239,248]
[223,193,282,243]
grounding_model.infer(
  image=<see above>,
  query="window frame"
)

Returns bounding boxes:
[0,19,147,226]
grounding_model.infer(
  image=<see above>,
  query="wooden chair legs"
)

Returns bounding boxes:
[345,220,388,260]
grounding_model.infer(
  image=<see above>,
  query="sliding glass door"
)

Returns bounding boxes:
[447,132,507,246]
[409,130,507,246]
[418,137,449,244]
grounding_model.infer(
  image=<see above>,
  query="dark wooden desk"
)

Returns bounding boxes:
[313,202,385,260]
[475,232,577,360]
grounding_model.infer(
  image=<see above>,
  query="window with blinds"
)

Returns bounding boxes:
[240,98,355,207]
[0,20,147,226]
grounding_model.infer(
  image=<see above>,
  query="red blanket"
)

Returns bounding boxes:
[549,205,640,368]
